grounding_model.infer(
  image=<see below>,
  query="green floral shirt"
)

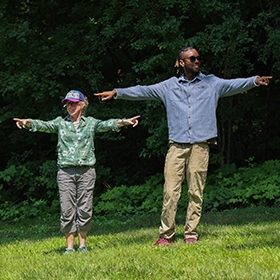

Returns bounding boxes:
[28,116,120,168]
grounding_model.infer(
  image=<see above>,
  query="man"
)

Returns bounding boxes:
[95,47,272,246]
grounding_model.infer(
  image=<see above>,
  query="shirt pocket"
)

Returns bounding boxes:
[195,84,212,100]
[169,86,184,101]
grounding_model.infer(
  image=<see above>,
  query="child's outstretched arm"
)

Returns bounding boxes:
[116,115,140,128]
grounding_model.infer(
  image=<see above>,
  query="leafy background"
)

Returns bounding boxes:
[1,0,280,219]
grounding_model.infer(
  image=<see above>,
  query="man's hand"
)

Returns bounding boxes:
[94,90,116,101]
[255,76,273,86]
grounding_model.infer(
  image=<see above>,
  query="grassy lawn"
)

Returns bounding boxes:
[0,207,280,279]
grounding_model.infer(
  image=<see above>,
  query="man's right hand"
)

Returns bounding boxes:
[94,89,116,101]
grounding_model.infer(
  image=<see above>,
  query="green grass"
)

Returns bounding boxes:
[1,207,280,279]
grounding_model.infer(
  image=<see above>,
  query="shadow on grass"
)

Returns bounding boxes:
[199,206,280,226]
[1,207,279,247]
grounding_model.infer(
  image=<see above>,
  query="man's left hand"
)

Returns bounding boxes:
[255,76,273,86]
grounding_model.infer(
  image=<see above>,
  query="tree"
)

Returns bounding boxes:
[0,0,279,207]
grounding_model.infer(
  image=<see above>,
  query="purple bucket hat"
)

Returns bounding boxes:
[62,90,85,104]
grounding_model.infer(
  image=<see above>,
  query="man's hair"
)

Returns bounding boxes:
[177,46,196,61]
[174,46,196,76]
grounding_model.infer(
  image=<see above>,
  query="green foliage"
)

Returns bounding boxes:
[204,159,280,211]
[0,152,38,202]
[1,159,280,221]
[0,159,60,221]
[93,173,164,216]
[35,160,59,200]
[139,101,168,158]
[0,198,59,222]
[1,0,280,209]
[94,159,280,217]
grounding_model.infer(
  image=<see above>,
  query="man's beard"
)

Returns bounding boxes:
[183,64,199,75]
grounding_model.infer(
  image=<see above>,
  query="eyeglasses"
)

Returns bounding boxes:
[64,102,79,107]
[183,56,201,63]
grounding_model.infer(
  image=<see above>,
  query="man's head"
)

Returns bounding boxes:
[177,47,201,79]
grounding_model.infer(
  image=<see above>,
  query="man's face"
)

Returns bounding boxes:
[179,49,201,76]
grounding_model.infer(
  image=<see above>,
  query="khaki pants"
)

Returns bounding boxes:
[159,142,209,239]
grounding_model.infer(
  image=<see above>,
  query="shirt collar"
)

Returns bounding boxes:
[64,115,86,122]
[178,72,203,83]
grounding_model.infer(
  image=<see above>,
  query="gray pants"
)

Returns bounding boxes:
[57,167,96,234]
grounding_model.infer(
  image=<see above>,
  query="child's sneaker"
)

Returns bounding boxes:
[78,245,88,253]
[64,248,75,254]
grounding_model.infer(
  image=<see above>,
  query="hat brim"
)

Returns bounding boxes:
[62,98,80,104]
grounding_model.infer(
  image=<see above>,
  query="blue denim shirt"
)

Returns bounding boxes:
[116,72,258,144]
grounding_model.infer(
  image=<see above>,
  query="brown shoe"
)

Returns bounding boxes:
[154,237,172,246]
[185,237,197,244]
